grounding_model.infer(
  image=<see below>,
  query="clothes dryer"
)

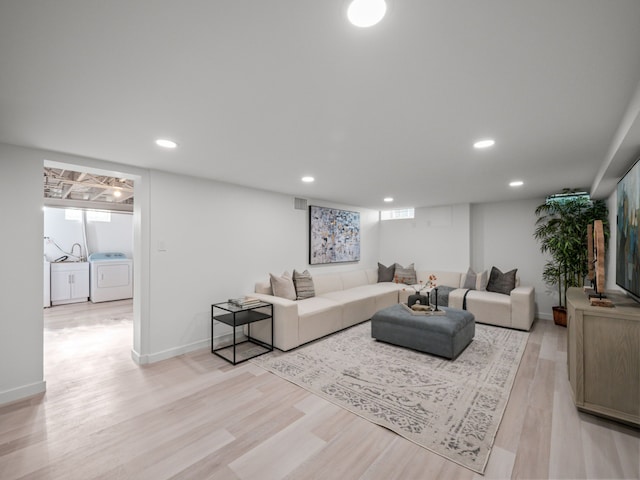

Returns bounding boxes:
[88,252,133,303]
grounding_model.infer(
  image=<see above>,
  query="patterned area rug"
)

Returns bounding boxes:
[251,321,529,473]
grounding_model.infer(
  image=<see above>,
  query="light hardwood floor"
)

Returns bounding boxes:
[1,300,638,479]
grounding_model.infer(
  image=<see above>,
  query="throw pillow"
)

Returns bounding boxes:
[394,263,417,285]
[463,267,477,289]
[293,269,315,300]
[486,266,517,295]
[462,268,489,290]
[477,270,489,290]
[377,262,395,282]
[269,271,296,300]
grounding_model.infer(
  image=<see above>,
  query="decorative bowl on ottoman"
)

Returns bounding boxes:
[371,303,475,359]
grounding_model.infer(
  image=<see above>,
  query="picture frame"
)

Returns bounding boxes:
[309,205,360,265]
[616,156,640,299]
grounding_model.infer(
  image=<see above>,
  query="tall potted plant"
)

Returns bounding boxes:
[534,190,608,325]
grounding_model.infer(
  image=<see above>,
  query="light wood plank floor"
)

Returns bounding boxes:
[1,300,638,479]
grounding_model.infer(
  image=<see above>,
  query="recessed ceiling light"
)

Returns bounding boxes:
[113,190,122,198]
[383,197,394,202]
[509,180,524,187]
[347,0,387,27]
[155,139,177,149]
[302,176,315,183]
[473,139,495,149]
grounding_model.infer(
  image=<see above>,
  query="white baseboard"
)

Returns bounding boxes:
[0,380,46,406]
[537,312,553,321]
[130,331,240,365]
[130,348,144,365]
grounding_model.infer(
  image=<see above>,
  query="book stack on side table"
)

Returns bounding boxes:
[228,296,262,309]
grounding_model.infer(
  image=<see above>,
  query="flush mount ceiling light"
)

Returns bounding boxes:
[383,197,394,202]
[509,180,524,187]
[473,139,495,149]
[347,0,387,27]
[301,176,315,183]
[155,138,177,149]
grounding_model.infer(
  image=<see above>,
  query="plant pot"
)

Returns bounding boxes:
[552,306,567,327]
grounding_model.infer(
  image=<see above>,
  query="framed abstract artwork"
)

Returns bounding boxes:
[616,156,640,300]
[309,205,360,265]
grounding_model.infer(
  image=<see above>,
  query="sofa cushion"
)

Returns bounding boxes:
[365,268,378,284]
[293,269,315,300]
[270,271,296,300]
[486,266,517,295]
[342,270,369,290]
[321,285,378,303]
[313,273,344,296]
[465,290,512,328]
[377,262,395,282]
[255,280,272,295]
[394,263,417,285]
[297,297,343,345]
[321,287,378,328]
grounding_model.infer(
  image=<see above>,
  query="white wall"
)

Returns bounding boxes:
[0,145,46,404]
[44,208,133,261]
[0,142,384,404]
[145,170,380,361]
[43,208,84,261]
[378,199,555,319]
[379,204,471,272]
[86,212,133,257]
[471,198,554,320]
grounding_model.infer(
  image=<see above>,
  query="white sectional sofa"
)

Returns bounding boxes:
[251,269,404,351]
[250,268,535,351]
[403,270,536,331]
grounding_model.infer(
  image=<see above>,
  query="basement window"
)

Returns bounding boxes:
[64,209,82,221]
[380,208,415,220]
[87,210,111,222]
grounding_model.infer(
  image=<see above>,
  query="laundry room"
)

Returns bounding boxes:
[43,167,134,307]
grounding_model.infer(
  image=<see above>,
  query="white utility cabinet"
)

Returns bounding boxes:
[50,262,89,305]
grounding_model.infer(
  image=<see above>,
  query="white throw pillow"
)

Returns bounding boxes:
[269,271,296,300]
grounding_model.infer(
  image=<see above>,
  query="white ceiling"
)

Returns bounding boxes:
[1,0,640,209]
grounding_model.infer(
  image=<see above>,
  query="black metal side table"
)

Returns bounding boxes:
[211,301,273,365]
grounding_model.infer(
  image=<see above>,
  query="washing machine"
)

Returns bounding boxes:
[88,252,133,303]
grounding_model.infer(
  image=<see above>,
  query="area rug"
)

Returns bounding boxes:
[251,321,529,474]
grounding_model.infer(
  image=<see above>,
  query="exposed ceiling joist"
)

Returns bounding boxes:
[43,167,134,208]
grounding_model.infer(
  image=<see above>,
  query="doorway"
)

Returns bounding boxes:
[42,158,147,364]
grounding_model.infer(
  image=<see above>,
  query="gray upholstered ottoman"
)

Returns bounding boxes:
[371,304,475,359]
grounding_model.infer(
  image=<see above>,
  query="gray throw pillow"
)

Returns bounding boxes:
[293,269,315,300]
[463,267,477,289]
[269,271,296,300]
[486,266,517,295]
[394,263,417,285]
[377,262,395,282]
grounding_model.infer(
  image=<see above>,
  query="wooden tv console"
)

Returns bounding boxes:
[566,287,640,427]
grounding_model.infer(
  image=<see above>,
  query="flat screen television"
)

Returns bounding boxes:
[616,156,640,301]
